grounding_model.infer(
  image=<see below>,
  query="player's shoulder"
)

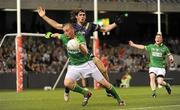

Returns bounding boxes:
[59,34,69,42]
[161,43,168,47]
[145,43,154,47]
[59,34,66,39]
[76,32,84,37]
[162,44,170,50]
[86,22,100,28]
[76,33,86,41]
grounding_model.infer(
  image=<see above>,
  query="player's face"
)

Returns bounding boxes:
[63,26,75,39]
[155,34,163,45]
[76,11,86,24]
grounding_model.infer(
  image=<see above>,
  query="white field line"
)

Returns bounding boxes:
[0,97,60,101]
[118,104,180,110]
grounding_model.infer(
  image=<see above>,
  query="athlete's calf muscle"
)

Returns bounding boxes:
[93,57,109,81]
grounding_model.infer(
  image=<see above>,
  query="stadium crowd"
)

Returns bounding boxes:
[0,36,179,74]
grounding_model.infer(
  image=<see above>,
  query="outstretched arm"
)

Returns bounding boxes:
[100,23,117,32]
[38,6,63,30]
[129,40,145,50]
[99,14,126,32]
[45,32,61,39]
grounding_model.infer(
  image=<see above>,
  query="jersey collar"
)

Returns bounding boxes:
[155,43,163,47]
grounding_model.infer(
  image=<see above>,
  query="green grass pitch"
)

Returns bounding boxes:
[0,86,180,110]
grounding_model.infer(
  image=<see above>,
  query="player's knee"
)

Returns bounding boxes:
[64,79,74,89]
[64,81,70,88]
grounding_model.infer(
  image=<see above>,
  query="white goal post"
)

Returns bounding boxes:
[0,32,68,91]
[0,33,45,48]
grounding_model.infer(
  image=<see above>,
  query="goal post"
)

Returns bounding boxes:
[1,32,70,91]
[1,33,45,92]
[157,0,162,34]
[0,33,45,48]
[52,58,69,90]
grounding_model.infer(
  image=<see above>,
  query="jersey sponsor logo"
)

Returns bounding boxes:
[152,52,162,57]
[152,48,159,51]
[67,49,80,54]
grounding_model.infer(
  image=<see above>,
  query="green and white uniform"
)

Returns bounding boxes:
[145,43,171,76]
[59,33,91,65]
[58,33,104,81]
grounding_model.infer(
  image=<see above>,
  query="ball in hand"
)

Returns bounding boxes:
[67,39,80,51]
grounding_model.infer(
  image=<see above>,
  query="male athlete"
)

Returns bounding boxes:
[45,23,125,106]
[38,7,125,100]
[129,33,174,97]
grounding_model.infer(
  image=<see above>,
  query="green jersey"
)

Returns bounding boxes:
[58,33,91,65]
[145,43,170,68]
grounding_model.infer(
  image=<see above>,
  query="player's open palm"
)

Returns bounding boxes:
[129,40,134,46]
[38,6,46,17]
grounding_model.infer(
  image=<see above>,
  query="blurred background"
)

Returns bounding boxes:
[0,0,180,89]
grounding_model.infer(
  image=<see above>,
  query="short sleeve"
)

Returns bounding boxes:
[58,34,62,39]
[144,44,152,52]
[165,46,170,55]
[76,34,86,45]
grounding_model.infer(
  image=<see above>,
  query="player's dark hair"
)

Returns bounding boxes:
[156,33,162,36]
[70,8,86,23]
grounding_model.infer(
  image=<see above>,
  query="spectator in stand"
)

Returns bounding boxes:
[120,69,132,88]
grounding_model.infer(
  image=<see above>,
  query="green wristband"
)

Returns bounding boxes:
[45,32,52,39]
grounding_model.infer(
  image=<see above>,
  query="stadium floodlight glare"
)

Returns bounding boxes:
[33,9,38,12]
[153,11,164,14]
[99,11,107,14]
[2,8,17,11]
[124,13,128,17]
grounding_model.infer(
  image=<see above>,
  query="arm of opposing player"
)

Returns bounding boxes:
[37,6,63,30]
[129,40,145,49]
[90,23,116,33]
[99,14,126,32]
[100,23,117,32]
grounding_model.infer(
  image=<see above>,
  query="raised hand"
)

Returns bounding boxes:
[128,40,134,47]
[38,6,46,17]
[114,14,126,25]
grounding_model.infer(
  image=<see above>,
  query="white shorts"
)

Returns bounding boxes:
[65,60,104,81]
[149,67,166,77]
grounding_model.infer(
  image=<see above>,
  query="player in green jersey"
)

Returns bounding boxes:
[129,33,174,98]
[37,6,125,100]
[45,23,125,106]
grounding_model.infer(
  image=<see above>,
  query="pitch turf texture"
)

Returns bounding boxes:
[0,86,180,110]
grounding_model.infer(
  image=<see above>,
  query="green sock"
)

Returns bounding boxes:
[72,84,88,95]
[164,83,169,87]
[106,85,121,101]
[105,89,111,94]
[159,83,169,88]
[152,90,156,94]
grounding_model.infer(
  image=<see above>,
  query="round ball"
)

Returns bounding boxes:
[67,39,79,51]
